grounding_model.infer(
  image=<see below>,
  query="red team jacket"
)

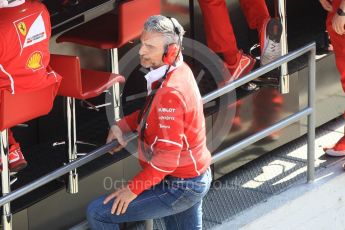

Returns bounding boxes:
[118,62,211,195]
[0,1,61,94]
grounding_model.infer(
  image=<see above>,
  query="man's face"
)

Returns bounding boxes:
[139,31,165,69]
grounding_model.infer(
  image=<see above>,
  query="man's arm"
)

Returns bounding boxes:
[332,0,345,35]
[128,88,186,195]
[341,0,345,10]
[0,34,3,58]
[106,110,140,153]
[319,0,333,12]
[116,110,140,133]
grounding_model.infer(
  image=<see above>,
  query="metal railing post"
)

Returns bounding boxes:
[277,0,289,94]
[66,97,78,194]
[110,48,121,122]
[1,130,12,230]
[307,46,316,182]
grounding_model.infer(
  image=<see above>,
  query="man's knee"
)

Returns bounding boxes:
[86,197,105,221]
[86,200,98,220]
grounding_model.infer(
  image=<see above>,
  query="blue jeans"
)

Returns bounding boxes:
[87,167,212,230]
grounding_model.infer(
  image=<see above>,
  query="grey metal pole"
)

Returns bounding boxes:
[66,97,78,194]
[277,0,289,94]
[1,130,12,230]
[307,46,316,182]
[110,48,121,122]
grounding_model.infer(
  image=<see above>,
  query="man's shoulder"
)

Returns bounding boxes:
[165,62,195,88]
[24,1,47,9]
[156,86,184,101]
[171,62,193,76]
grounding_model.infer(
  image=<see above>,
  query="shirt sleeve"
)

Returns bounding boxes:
[42,3,51,39]
[0,33,4,61]
[117,110,140,133]
[128,88,186,195]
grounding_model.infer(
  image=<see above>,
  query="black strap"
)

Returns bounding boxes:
[138,94,154,160]
[137,66,170,160]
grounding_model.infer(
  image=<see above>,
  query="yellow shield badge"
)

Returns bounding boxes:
[27,52,43,70]
[17,22,27,36]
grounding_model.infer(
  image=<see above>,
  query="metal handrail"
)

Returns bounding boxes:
[202,42,315,103]
[208,42,316,184]
[212,108,312,163]
[0,42,316,210]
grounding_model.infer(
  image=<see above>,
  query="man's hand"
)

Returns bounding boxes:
[319,0,333,11]
[103,186,138,215]
[332,13,345,35]
[106,125,127,154]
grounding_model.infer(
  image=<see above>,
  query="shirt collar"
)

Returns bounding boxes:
[1,0,25,8]
[145,54,183,95]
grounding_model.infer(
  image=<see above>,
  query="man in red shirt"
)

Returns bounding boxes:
[320,0,345,158]
[0,0,61,171]
[87,15,212,230]
[198,0,283,82]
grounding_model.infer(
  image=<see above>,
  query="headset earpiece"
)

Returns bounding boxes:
[161,16,182,66]
[162,43,179,66]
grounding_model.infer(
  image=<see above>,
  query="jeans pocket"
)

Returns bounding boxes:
[169,182,209,212]
[185,171,212,197]
[185,181,210,197]
[170,190,201,212]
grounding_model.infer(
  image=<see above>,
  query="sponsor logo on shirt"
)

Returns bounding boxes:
[159,116,175,121]
[17,22,27,36]
[159,124,171,129]
[26,32,45,45]
[13,12,47,53]
[158,108,176,113]
[26,51,43,71]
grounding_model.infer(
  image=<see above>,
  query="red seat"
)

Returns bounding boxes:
[49,54,125,194]
[55,0,160,124]
[49,54,125,99]
[0,72,59,230]
[53,0,149,195]
[56,0,161,49]
[0,83,58,131]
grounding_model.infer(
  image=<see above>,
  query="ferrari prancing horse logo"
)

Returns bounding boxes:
[17,22,27,36]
